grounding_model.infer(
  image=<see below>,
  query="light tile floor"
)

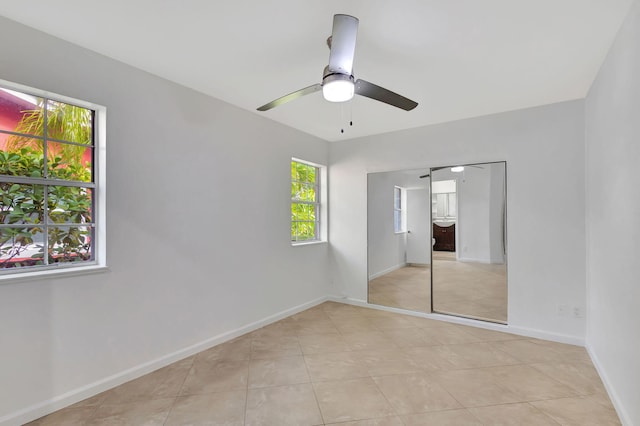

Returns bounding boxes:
[27,302,620,425]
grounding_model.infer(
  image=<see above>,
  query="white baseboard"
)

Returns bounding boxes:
[457,257,505,265]
[368,263,406,280]
[586,344,632,426]
[505,325,584,346]
[1,296,329,426]
[328,296,585,346]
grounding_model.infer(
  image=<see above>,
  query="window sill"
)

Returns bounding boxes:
[0,265,109,285]
[291,240,327,247]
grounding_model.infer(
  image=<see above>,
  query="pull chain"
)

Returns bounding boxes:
[350,101,353,127]
[340,102,354,134]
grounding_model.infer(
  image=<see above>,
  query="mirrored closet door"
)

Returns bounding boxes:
[431,161,508,323]
[367,162,508,324]
[367,169,431,313]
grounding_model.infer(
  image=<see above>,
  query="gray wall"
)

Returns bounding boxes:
[585,1,640,424]
[0,17,330,424]
[367,169,431,278]
[329,100,587,342]
[367,171,409,278]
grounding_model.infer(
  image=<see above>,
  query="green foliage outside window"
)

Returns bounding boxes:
[291,161,318,241]
[1,99,93,269]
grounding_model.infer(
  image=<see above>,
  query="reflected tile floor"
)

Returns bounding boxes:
[27,302,620,425]
[369,265,431,314]
[369,253,508,322]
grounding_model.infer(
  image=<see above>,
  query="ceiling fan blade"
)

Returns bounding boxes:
[328,14,359,75]
[257,84,322,111]
[355,79,418,111]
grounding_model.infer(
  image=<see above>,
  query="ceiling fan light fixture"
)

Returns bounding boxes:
[451,166,465,172]
[322,74,354,102]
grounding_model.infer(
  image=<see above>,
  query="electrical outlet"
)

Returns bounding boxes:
[573,307,583,318]
[557,304,569,316]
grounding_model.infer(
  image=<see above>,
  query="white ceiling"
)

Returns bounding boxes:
[0,1,633,141]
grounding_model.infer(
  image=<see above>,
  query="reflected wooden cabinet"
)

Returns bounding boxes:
[433,223,455,251]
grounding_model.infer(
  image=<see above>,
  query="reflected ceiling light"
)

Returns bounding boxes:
[451,166,465,172]
[322,74,355,102]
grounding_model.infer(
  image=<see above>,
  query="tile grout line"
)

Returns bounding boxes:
[523,402,563,425]
[301,346,327,426]
[243,338,251,426]
[162,355,195,426]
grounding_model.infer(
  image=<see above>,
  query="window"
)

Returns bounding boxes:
[394,186,406,233]
[433,193,457,219]
[0,80,105,277]
[291,158,325,244]
[432,179,457,220]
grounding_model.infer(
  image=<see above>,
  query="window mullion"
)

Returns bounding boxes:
[0,129,45,141]
[43,98,49,266]
[43,98,48,180]
[44,136,94,149]
[43,185,49,266]
[0,175,95,188]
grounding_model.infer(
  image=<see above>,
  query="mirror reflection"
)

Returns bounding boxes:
[431,162,508,323]
[367,169,431,313]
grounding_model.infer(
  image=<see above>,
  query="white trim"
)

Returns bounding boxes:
[2,296,329,426]
[505,325,584,346]
[0,265,109,285]
[94,102,107,270]
[291,157,323,169]
[586,345,632,426]
[0,78,98,111]
[368,262,407,280]
[328,296,585,346]
[457,257,505,264]
[319,162,328,241]
[291,240,327,247]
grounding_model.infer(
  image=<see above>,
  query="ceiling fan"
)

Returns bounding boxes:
[257,14,418,112]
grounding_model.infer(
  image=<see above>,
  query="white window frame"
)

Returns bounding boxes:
[291,157,327,245]
[0,79,107,281]
[394,186,407,233]
[433,192,457,220]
